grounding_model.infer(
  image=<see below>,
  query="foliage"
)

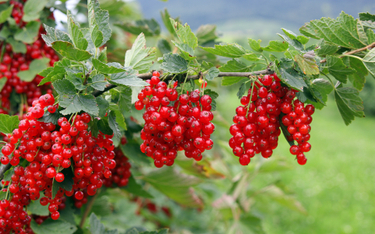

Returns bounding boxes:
[0,1,375,233]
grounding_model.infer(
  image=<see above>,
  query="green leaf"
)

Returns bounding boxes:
[6,38,26,53]
[263,40,289,52]
[143,167,203,208]
[124,33,156,73]
[201,43,245,58]
[87,0,112,47]
[0,5,13,24]
[38,110,61,125]
[196,24,218,45]
[66,73,85,91]
[278,33,304,51]
[204,67,220,81]
[30,219,77,234]
[60,94,99,116]
[18,58,50,82]
[96,96,109,118]
[160,9,175,36]
[140,230,168,234]
[281,28,297,39]
[108,111,122,142]
[123,175,153,198]
[171,41,195,60]
[362,47,375,78]
[52,41,92,61]
[157,39,172,54]
[98,47,107,63]
[307,78,334,109]
[59,197,76,225]
[334,87,365,125]
[91,196,112,217]
[92,59,126,74]
[259,185,307,214]
[297,35,309,44]
[97,118,112,135]
[118,87,132,115]
[89,213,118,234]
[248,38,263,52]
[27,193,49,216]
[115,19,160,37]
[279,68,307,91]
[239,213,266,234]
[279,113,295,147]
[359,12,375,22]
[120,142,150,165]
[2,166,14,181]
[0,26,10,40]
[125,228,141,234]
[242,53,260,61]
[219,59,251,86]
[160,53,188,74]
[90,74,109,91]
[0,114,20,134]
[221,76,247,86]
[299,12,367,49]
[52,168,74,199]
[90,22,104,48]
[0,78,7,92]
[326,56,355,83]
[343,56,368,90]
[114,109,127,131]
[38,59,75,86]
[14,21,41,44]
[366,28,375,44]
[53,79,76,95]
[237,81,251,99]
[42,24,72,46]
[54,79,99,116]
[294,53,319,75]
[22,0,48,22]
[67,11,88,50]
[258,157,294,173]
[170,18,198,50]
[110,70,149,87]
[317,41,339,56]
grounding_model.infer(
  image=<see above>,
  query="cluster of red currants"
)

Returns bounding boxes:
[0,1,58,114]
[0,94,117,232]
[132,197,172,218]
[229,74,314,166]
[103,147,131,188]
[134,71,215,168]
[9,0,27,26]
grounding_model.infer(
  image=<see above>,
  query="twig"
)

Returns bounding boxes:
[320,42,375,64]
[93,68,274,97]
[79,192,99,228]
[343,42,375,56]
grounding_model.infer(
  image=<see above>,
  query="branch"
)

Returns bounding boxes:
[93,68,274,97]
[320,42,375,63]
[344,42,375,56]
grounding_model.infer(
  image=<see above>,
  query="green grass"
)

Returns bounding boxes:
[216,89,375,234]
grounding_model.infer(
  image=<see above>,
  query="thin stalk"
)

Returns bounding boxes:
[79,192,100,228]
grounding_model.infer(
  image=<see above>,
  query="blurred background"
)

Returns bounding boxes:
[55,0,375,233]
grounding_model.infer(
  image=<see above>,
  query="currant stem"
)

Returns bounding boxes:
[93,69,274,97]
[79,191,100,228]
